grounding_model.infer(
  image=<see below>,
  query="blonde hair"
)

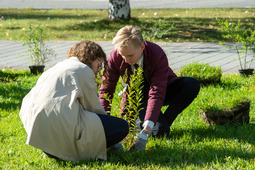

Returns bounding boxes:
[112,25,144,49]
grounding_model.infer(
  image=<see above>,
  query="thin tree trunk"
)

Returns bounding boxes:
[109,0,130,20]
[236,45,243,70]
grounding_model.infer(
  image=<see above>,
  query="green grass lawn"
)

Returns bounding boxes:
[1,7,255,169]
[0,70,254,169]
[0,8,254,42]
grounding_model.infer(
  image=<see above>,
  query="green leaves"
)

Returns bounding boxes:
[22,25,56,66]
[122,66,144,148]
[218,19,255,69]
[142,19,177,41]
[101,66,144,148]
[181,62,222,84]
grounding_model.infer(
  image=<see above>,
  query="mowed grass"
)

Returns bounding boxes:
[0,8,254,42]
[0,69,254,169]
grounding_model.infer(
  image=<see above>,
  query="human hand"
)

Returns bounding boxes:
[131,130,150,150]
[143,125,152,134]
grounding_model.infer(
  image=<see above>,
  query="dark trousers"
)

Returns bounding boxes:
[97,114,129,148]
[138,77,200,137]
[44,114,128,160]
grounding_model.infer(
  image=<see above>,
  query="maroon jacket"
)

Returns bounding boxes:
[99,41,178,123]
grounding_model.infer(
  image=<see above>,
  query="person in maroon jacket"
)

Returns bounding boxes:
[99,25,200,150]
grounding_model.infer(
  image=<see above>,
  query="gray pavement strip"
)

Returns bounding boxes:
[1,41,253,73]
[0,0,254,9]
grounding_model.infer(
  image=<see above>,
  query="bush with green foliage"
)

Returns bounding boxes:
[180,62,222,84]
[218,19,255,70]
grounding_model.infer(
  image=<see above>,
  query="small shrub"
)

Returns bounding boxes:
[218,19,255,70]
[22,25,56,66]
[181,62,222,84]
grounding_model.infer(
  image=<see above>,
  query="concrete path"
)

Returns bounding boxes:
[0,0,254,9]
[1,40,252,73]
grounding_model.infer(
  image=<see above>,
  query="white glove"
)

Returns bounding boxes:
[131,130,151,150]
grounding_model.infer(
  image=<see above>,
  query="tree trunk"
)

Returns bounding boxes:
[109,0,130,20]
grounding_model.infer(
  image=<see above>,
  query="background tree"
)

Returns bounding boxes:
[109,0,130,20]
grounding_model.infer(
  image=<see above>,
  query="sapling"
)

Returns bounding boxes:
[122,66,144,148]
[22,24,56,66]
[102,66,144,149]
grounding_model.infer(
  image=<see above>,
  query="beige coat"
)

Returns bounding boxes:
[19,57,107,161]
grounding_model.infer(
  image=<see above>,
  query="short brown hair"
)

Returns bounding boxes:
[112,25,144,49]
[67,40,108,84]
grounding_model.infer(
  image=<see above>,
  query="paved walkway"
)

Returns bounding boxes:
[0,0,254,9]
[1,40,252,73]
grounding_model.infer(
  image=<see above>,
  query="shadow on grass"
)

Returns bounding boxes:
[110,124,254,167]
[172,123,255,145]
[0,70,28,82]
[48,123,255,168]
[0,9,95,20]
[0,85,30,116]
[0,71,34,116]
[52,138,255,168]
[54,17,254,42]
[201,80,243,89]
[2,9,255,42]
[50,17,145,32]
[49,17,227,42]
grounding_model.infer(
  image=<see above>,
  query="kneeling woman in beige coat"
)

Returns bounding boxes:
[19,41,129,162]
